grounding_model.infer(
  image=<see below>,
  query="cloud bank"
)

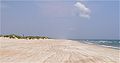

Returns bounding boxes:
[74,2,91,18]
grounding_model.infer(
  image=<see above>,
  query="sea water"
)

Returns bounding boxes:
[71,39,120,50]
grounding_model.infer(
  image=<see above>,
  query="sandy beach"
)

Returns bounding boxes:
[0,37,120,63]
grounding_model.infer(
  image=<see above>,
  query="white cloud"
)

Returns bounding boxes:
[74,2,91,18]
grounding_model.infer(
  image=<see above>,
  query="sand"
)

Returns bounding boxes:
[0,37,120,63]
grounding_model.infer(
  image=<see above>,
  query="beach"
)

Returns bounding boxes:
[0,37,120,63]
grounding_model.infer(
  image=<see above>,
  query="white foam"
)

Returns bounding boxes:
[100,45,120,49]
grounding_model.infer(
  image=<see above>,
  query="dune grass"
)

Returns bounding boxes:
[0,34,49,39]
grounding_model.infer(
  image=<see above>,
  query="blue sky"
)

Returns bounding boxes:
[0,0,119,39]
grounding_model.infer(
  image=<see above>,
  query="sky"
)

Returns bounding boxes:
[0,0,120,39]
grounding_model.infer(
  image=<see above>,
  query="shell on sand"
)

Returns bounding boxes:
[0,38,120,63]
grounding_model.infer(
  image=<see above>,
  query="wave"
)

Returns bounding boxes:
[100,45,120,50]
[72,39,120,50]
[84,41,120,50]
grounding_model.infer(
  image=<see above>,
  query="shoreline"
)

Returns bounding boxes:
[79,41,120,50]
[69,39,120,50]
[0,38,120,63]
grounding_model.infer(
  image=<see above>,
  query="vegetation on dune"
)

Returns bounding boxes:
[0,34,49,39]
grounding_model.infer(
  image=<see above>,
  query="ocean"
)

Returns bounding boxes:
[71,39,120,50]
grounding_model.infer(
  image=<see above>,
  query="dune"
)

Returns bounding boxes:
[0,37,120,63]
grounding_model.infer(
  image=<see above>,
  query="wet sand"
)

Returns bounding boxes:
[0,38,120,63]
